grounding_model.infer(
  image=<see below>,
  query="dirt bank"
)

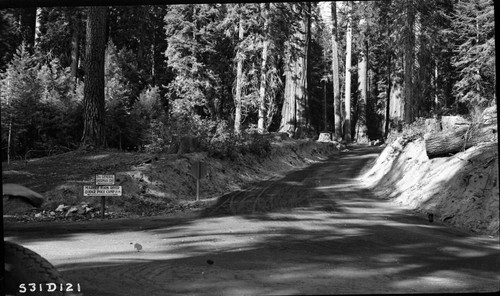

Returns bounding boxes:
[3,139,340,220]
[361,137,499,236]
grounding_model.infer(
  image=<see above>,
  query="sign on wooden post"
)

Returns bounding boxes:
[83,185,122,196]
[95,174,115,185]
[190,161,207,201]
[83,174,122,219]
[190,161,207,180]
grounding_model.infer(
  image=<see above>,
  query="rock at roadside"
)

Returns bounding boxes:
[65,206,78,217]
[55,204,68,212]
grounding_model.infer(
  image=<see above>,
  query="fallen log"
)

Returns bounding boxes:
[425,123,497,158]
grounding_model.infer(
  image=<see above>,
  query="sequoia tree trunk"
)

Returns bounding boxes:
[279,41,296,136]
[356,42,368,143]
[384,55,392,139]
[384,22,392,139]
[331,1,341,141]
[344,1,352,144]
[279,3,309,137]
[403,0,415,124]
[297,2,310,136]
[258,3,270,134]
[234,14,244,135]
[81,6,108,148]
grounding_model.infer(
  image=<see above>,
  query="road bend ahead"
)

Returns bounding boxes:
[5,145,500,295]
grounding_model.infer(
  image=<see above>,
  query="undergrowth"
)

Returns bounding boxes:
[386,117,427,144]
[144,115,272,160]
[204,130,272,160]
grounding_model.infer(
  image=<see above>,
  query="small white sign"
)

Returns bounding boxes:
[96,174,115,185]
[84,185,122,196]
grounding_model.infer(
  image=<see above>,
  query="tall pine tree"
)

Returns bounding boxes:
[81,6,108,148]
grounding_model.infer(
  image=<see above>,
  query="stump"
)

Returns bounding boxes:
[317,132,332,142]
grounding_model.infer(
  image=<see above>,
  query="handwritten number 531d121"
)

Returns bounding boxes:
[18,282,82,294]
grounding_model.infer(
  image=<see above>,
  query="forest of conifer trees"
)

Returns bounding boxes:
[0,1,495,161]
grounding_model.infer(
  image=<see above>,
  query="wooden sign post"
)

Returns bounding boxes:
[190,161,207,201]
[84,174,122,219]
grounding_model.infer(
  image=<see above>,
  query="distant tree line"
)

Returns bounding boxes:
[0,1,495,161]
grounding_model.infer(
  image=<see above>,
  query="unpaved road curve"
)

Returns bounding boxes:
[5,145,500,295]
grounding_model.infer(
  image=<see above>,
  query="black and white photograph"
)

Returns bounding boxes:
[1,0,498,295]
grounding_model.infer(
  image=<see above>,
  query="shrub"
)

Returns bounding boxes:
[387,117,427,144]
[243,132,272,157]
[202,126,272,160]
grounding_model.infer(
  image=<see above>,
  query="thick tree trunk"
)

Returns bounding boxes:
[403,0,415,124]
[279,41,296,136]
[296,3,310,137]
[81,6,108,148]
[344,1,352,144]
[384,20,392,139]
[234,15,244,134]
[258,3,269,134]
[304,2,311,131]
[279,4,309,137]
[356,43,368,143]
[331,1,341,141]
[384,55,392,139]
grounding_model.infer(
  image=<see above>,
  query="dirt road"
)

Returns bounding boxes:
[5,145,499,295]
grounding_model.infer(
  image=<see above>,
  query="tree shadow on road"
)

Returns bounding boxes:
[56,210,500,296]
[201,145,382,217]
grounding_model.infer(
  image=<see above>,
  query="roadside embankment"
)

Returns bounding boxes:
[361,137,499,236]
[3,139,340,220]
[111,139,340,215]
